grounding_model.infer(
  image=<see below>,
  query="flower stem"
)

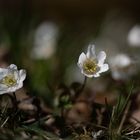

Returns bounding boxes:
[81,76,87,92]
[75,76,87,99]
[13,92,18,111]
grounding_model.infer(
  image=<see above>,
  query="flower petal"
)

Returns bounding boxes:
[98,64,109,73]
[0,84,9,94]
[8,64,17,70]
[78,52,86,67]
[6,86,17,93]
[0,90,7,95]
[13,70,19,80]
[93,73,100,77]
[0,84,8,89]
[16,82,23,90]
[97,51,106,66]
[86,44,96,58]
[81,70,94,78]
[0,68,9,79]
[19,69,26,81]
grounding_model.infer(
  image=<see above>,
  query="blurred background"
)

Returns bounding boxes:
[0,0,140,102]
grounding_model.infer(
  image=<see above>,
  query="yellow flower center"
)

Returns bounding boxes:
[1,75,17,87]
[83,59,98,75]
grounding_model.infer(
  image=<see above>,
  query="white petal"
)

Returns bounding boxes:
[93,73,100,77]
[6,86,17,93]
[16,82,23,90]
[0,84,8,89]
[19,69,26,81]
[15,70,26,90]
[0,68,9,79]
[0,84,10,94]
[97,51,106,66]
[0,89,7,95]
[98,64,109,73]
[13,70,19,81]
[87,75,94,78]
[8,64,17,70]
[78,52,86,67]
[83,73,94,78]
[81,69,94,78]
[86,44,96,58]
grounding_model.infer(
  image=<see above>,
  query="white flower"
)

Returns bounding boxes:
[0,64,26,95]
[77,44,109,78]
[128,25,140,47]
[109,54,136,80]
[92,130,103,139]
[31,22,59,59]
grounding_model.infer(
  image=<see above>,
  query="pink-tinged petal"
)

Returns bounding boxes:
[97,51,106,66]
[86,44,96,58]
[78,52,86,67]
[19,69,26,82]
[98,64,109,73]
[8,64,18,70]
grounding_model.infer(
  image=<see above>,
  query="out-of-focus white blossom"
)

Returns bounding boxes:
[109,54,136,80]
[128,25,140,47]
[77,44,109,78]
[0,64,26,94]
[92,130,103,139]
[31,22,59,59]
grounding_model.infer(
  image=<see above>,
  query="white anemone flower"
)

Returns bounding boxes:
[128,25,140,47]
[77,44,109,78]
[31,22,58,59]
[109,54,136,80]
[0,64,26,95]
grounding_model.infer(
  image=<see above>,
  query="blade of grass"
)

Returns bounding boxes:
[117,84,134,118]
[115,93,123,116]
[117,101,131,135]
[22,125,60,140]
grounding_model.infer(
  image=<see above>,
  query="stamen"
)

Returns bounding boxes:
[83,59,98,75]
[1,74,17,87]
